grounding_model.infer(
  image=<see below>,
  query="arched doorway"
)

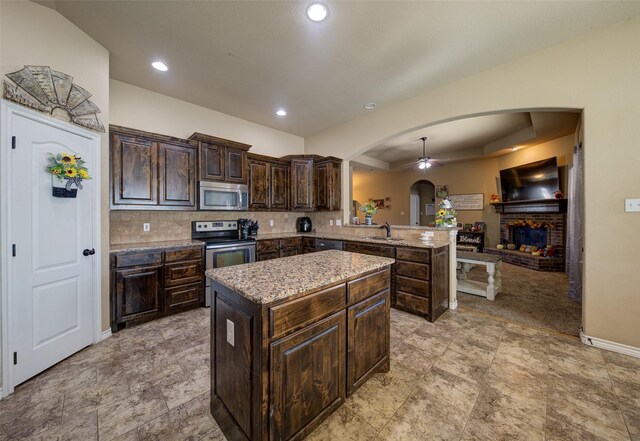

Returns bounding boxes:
[409,180,435,226]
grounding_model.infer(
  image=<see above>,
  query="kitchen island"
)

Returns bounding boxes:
[206,250,395,441]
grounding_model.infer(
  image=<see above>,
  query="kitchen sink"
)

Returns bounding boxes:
[361,236,403,242]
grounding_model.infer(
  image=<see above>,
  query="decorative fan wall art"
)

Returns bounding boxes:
[3,65,105,133]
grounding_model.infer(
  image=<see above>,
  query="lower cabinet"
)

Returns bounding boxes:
[111,245,204,331]
[114,264,163,324]
[270,312,346,441]
[347,290,390,396]
[256,237,302,261]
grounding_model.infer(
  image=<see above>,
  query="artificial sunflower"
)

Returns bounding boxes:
[436,209,446,217]
[78,169,90,179]
[60,153,77,165]
[65,168,78,178]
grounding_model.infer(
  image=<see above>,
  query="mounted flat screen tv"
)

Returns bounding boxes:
[499,157,560,202]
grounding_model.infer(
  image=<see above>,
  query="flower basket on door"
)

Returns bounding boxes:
[46,152,91,198]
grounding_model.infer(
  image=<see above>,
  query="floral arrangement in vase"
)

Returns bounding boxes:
[360,201,378,225]
[46,152,91,198]
[435,197,457,228]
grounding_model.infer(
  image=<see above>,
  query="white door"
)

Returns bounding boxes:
[410,194,420,226]
[10,113,95,385]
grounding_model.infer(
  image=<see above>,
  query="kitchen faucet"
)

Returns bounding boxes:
[379,221,391,238]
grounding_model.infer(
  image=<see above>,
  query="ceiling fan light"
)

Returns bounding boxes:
[425,161,432,169]
[418,161,426,170]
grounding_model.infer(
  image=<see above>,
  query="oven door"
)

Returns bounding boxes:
[205,242,256,306]
[199,182,248,211]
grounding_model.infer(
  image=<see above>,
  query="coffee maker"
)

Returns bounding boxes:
[297,216,312,233]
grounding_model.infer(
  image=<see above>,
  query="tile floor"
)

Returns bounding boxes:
[1,307,638,440]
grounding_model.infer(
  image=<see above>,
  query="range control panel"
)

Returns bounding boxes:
[194,221,238,232]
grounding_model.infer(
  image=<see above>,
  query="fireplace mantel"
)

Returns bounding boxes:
[490,199,567,214]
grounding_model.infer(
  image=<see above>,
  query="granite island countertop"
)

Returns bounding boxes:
[207,249,395,304]
[255,231,451,249]
[110,239,205,254]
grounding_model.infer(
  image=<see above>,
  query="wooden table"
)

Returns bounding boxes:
[456,251,502,300]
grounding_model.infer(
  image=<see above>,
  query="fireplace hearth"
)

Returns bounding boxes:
[488,200,567,272]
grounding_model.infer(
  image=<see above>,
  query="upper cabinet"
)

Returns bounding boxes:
[315,157,342,211]
[247,153,290,211]
[289,157,315,211]
[111,126,197,210]
[189,133,250,184]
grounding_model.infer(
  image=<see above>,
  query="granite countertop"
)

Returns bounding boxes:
[207,250,395,304]
[255,232,450,249]
[110,240,205,254]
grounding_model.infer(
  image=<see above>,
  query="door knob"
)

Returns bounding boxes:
[83,248,95,256]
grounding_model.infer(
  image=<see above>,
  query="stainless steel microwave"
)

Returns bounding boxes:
[198,181,248,211]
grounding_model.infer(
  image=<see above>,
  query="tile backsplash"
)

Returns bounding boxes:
[109,209,447,245]
[110,211,305,245]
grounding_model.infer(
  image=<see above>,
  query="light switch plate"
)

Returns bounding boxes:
[226,319,235,346]
[269,219,274,227]
[330,219,334,226]
[625,198,640,212]
[336,219,342,226]
[143,223,150,232]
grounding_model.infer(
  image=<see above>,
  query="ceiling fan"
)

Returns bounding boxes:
[397,137,447,169]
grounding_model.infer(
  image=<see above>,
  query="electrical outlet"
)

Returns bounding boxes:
[625,198,640,212]
[226,319,235,347]
[269,219,274,227]
[143,223,150,232]
[401,211,405,215]
[330,219,334,226]
[336,219,342,226]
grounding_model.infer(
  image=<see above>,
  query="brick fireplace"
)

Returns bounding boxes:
[485,199,567,272]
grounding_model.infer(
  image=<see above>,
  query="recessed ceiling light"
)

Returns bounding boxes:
[364,103,377,110]
[276,109,287,116]
[152,61,168,71]
[306,3,328,22]
[512,146,519,151]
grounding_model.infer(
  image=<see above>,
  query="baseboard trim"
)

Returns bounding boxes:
[580,331,640,359]
[0,387,3,399]
[101,329,112,341]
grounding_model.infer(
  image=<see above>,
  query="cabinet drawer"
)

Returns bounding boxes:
[396,247,431,264]
[281,237,300,249]
[396,260,430,281]
[257,239,279,252]
[164,260,203,287]
[114,251,163,268]
[344,242,394,258]
[257,251,279,261]
[165,282,203,310]
[347,269,390,305]
[396,292,428,314]
[165,247,202,263]
[396,275,429,297]
[269,284,346,340]
[280,248,298,258]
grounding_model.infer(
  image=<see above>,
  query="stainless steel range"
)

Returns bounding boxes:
[192,220,256,307]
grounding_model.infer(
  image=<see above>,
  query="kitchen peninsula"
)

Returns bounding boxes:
[206,250,395,441]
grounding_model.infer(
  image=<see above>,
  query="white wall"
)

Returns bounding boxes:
[307,17,640,349]
[0,0,110,387]
[110,80,304,157]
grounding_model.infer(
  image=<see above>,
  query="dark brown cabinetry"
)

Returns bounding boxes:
[189,133,250,184]
[315,158,342,211]
[270,311,346,441]
[110,126,197,210]
[301,237,316,254]
[210,265,391,441]
[289,157,315,211]
[256,237,302,261]
[110,245,204,331]
[247,154,290,211]
[394,246,449,322]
